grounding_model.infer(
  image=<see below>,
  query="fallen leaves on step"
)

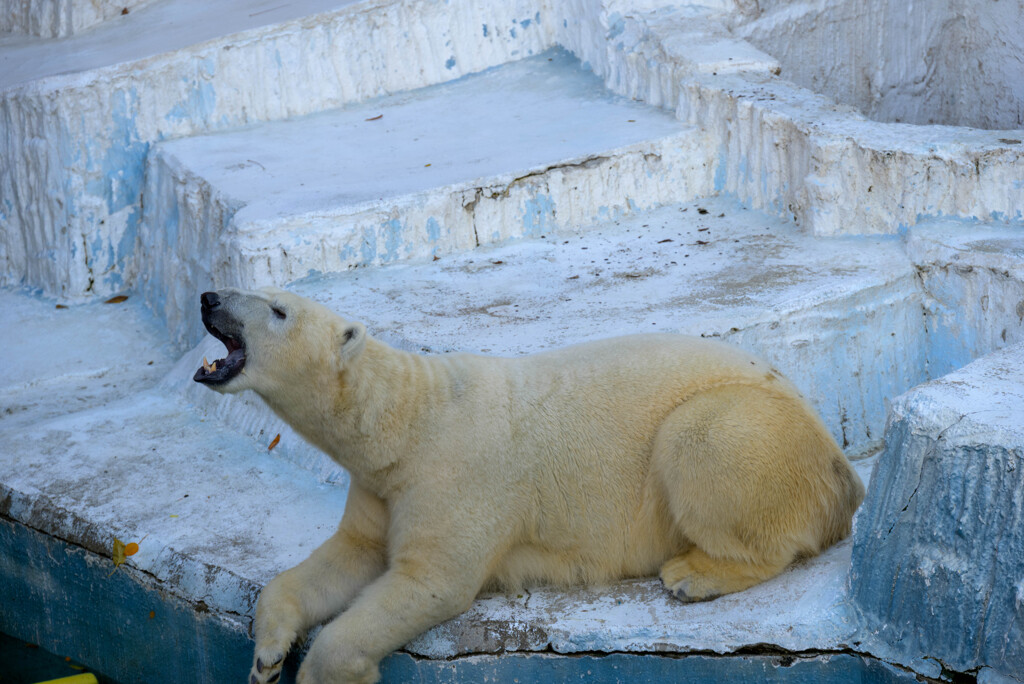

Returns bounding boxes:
[109,535,146,576]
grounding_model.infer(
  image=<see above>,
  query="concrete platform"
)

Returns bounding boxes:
[0,283,888,681]
[138,50,713,348]
[851,342,1024,682]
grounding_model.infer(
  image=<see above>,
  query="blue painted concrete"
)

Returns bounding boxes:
[850,382,1024,679]
[2,515,924,683]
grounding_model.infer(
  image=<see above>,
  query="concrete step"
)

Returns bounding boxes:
[851,342,1024,682]
[0,0,554,299]
[0,289,177,430]
[138,49,713,348]
[172,196,923,484]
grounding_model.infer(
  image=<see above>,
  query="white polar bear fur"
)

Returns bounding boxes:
[199,288,865,684]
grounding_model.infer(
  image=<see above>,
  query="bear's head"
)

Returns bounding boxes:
[193,287,366,399]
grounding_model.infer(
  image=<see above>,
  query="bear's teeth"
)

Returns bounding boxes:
[202,356,215,373]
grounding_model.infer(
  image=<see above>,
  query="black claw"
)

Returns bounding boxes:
[257,658,264,673]
[250,675,258,684]
[268,672,281,683]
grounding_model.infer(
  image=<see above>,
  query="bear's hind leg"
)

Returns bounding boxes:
[652,383,847,603]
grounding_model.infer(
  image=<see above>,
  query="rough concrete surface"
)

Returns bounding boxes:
[851,343,1024,681]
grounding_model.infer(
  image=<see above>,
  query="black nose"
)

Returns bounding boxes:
[201,292,220,309]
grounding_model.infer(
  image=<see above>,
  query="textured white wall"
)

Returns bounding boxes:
[0,0,154,38]
[733,0,1024,129]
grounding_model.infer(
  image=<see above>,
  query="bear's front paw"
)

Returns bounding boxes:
[297,629,380,684]
[248,649,286,684]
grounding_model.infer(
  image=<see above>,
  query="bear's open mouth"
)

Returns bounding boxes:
[193,322,246,385]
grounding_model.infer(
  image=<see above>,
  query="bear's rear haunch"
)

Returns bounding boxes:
[195,287,865,684]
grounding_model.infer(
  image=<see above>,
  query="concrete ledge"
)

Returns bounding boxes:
[905,219,1024,379]
[3,512,923,683]
[851,343,1024,680]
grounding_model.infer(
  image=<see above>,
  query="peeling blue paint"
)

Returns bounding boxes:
[166,79,216,124]
[382,219,404,262]
[522,194,555,237]
[445,57,456,70]
[713,144,728,192]
[519,18,532,29]
[607,12,625,39]
[482,24,488,37]
[425,217,442,243]
[338,244,356,263]
[360,226,377,263]
[510,27,517,38]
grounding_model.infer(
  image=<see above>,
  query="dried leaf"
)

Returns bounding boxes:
[365,114,383,121]
[110,538,128,575]
[268,433,281,451]
[124,542,139,556]
[55,304,68,309]
[149,611,155,619]
[104,295,129,304]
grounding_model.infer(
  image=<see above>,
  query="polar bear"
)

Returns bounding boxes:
[194,287,864,684]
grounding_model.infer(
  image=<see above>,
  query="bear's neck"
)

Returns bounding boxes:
[264,336,437,498]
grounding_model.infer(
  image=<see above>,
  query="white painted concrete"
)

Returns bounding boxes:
[852,341,1024,679]
[0,0,555,298]
[139,50,712,348]
[906,220,1024,379]
[732,0,1024,130]
[0,288,177,430]
[0,0,155,38]
[561,4,1024,236]
[3,0,1020,300]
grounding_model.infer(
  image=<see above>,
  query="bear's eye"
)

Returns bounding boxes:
[271,305,287,320]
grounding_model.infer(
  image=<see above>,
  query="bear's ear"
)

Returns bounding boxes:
[338,322,367,363]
